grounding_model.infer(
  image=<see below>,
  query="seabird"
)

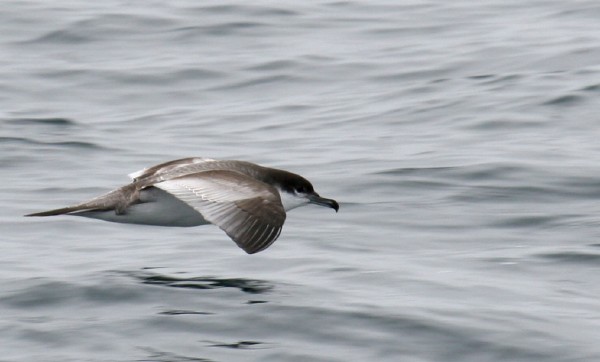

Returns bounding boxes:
[26,157,339,254]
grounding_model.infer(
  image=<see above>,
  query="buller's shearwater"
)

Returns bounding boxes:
[26,157,339,254]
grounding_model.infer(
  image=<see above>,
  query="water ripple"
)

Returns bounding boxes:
[171,21,267,39]
[542,94,583,106]
[24,29,93,44]
[535,251,600,265]
[4,117,77,126]
[198,4,299,17]
[0,137,105,150]
[0,279,142,309]
[139,348,214,362]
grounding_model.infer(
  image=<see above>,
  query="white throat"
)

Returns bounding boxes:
[277,188,309,211]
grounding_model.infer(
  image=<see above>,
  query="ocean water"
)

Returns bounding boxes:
[2,1,600,361]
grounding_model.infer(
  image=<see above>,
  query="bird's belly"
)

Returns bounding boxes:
[73,187,208,227]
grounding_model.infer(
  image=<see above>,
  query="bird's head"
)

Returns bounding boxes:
[268,169,339,212]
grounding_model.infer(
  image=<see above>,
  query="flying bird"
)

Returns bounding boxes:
[26,157,339,254]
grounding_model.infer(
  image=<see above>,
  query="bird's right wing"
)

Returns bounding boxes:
[154,170,286,254]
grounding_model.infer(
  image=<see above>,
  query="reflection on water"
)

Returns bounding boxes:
[130,271,273,294]
[206,340,266,350]
[139,348,215,362]
[158,310,213,316]
[534,251,600,264]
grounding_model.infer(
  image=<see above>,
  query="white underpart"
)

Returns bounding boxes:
[74,187,208,227]
[277,188,310,211]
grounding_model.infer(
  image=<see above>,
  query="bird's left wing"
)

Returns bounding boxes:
[128,157,215,181]
[154,170,286,254]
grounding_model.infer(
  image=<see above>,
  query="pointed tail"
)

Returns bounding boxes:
[25,205,90,217]
[25,184,138,217]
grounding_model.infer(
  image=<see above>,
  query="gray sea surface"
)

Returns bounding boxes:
[2,1,600,361]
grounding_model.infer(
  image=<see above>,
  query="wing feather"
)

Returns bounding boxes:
[155,170,286,254]
[128,157,215,181]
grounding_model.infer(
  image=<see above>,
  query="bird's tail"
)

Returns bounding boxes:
[25,205,91,217]
[25,184,138,217]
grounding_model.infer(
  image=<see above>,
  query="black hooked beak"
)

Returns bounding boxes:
[307,193,339,212]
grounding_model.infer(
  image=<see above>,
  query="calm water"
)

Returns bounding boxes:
[2,1,600,361]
